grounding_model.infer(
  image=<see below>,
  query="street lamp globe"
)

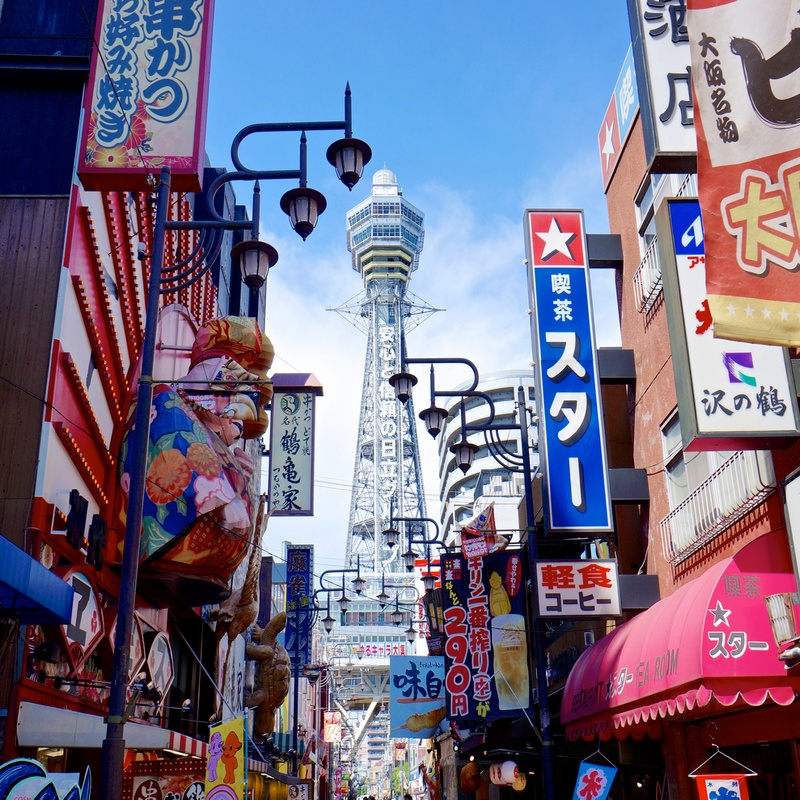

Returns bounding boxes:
[450,439,480,473]
[280,186,327,240]
[231,239,278,289]
[388,372,417,404]
[326,137,372,190]
[419,405,448,437]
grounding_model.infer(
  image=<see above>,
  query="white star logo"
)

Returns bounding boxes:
[536,218,576,261]
[744,305,754,318]
[726,303,737,317]
[709,600,732,627]
[762,306,772,319]
[601,120,616,170]
[780,308,790,321]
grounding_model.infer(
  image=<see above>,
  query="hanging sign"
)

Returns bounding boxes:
[534,559,621,618]
[285,544,314,668]
[687,0,800,346]
[572,760,617,800]
[389,656,446,739]
[694,775,750,800]
[323,711,342,743]
[206,716,247,800]
[442,550,530,721]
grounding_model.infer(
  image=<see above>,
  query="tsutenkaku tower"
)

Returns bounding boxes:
[334,169,437,572]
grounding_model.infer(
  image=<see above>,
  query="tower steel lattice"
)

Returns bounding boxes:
[331,169,439,572]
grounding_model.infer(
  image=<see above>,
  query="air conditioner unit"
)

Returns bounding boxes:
[584,631,595,648]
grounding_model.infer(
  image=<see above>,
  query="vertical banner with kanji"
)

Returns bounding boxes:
[524,209,612,534]
[78,0,214,191]
[688,0,800,345]
[389,656,446,738]
[442,550,529,722]
[270,390,316,516]
[285,544,313,669]
[206,716,247,800]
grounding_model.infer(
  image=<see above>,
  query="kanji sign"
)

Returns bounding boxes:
[285,544,313,668]
[270,391,316,516]
[658,198,800,448]
[629,0,696,171]
[442,550,530,721]
[389,656,446,739]
[524,209,612,534]
[535,559,621,619]
[687,0,800,345]
[78,0,214,191]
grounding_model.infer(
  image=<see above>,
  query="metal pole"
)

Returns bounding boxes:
[516,385,556,800]
[98,166,171,800]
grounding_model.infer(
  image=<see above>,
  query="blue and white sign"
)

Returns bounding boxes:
[524,210,612,534]
[285,544,314,668]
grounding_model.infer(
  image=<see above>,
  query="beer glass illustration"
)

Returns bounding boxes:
[491,614,529,710]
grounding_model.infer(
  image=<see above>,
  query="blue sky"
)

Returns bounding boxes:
[203,1,634,572]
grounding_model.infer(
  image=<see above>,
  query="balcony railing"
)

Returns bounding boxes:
[632,235,663,313]
[659,450,775,564]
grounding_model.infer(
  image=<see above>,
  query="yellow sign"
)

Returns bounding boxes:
[206,716,247,800]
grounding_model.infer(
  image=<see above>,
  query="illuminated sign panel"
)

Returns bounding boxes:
[78,0,214,191]
[524,210,612,534]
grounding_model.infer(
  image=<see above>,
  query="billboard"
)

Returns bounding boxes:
[658,198,800,449]
[534,559,622,618]
[389,656,446,739]
[442,550,530,722]
[687,0,800,346]
[285,544,314,668]
[524,209,613,534]
[627,0,696,172]
[78,0,214,191]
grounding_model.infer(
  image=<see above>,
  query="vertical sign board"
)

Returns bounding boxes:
[206,716,247,800]
[657,198,800,450]
[78,0,214,191]
[270,389,317,516]
[389,656,446,739]
[627,0,696,172]
[687,0,800,346]
[524,210,613,535]
[285,545,313,669]
[598,46,640,189]
[441,550,530,722]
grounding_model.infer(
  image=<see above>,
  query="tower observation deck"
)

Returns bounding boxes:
[333,168,438,572]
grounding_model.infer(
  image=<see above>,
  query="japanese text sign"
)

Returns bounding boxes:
[599,46,640,188]
[270,391,316,516]
[285,544,313,668]
[572,761,617,800]
[628,0,696,171]
[389,656,447,739]
[442,550,530,722]
[659,199,799,448]
[687,0,800,346]
[78,0,214,192]
[694,775,750,800]
[535,559,621,619]
[524,209,613,534]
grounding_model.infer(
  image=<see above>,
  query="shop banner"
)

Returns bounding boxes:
[688,0,800,345]
[269,391,316,515]
[285,544,314,668]
[442,550,530,722]
[323,710,342,743]
[694,775,750,800]
[206,716,246,800]
[78,0,213,191]
[573,761,617,800]
[389,655,447,738]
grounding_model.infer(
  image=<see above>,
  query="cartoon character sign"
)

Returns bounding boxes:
[118,316,274,606]
[206,717,247,800]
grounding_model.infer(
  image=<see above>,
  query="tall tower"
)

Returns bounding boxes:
[335,169,436,572]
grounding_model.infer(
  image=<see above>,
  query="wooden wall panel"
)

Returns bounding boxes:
[0,197,68,545]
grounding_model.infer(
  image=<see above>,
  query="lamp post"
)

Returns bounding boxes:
[98,89,370,800]
[388,357,555,800]
[384,515,441,588]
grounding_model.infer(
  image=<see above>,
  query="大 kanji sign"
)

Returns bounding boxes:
[524,209,612,534]
[534,559,621,619]
[688,0,800,345]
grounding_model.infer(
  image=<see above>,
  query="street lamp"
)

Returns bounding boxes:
[388,356,556,800]
[99,88,370,800]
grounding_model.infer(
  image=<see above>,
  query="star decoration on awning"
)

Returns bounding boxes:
[708,599,732,627]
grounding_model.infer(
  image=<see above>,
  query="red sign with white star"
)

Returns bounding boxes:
[598,96,621,189]
[527,211,586,267]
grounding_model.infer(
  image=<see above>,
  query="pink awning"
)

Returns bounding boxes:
[562,531,800,740]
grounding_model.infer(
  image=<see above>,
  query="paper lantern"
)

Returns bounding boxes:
[511,773,527,792]
[489,761,519,785]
